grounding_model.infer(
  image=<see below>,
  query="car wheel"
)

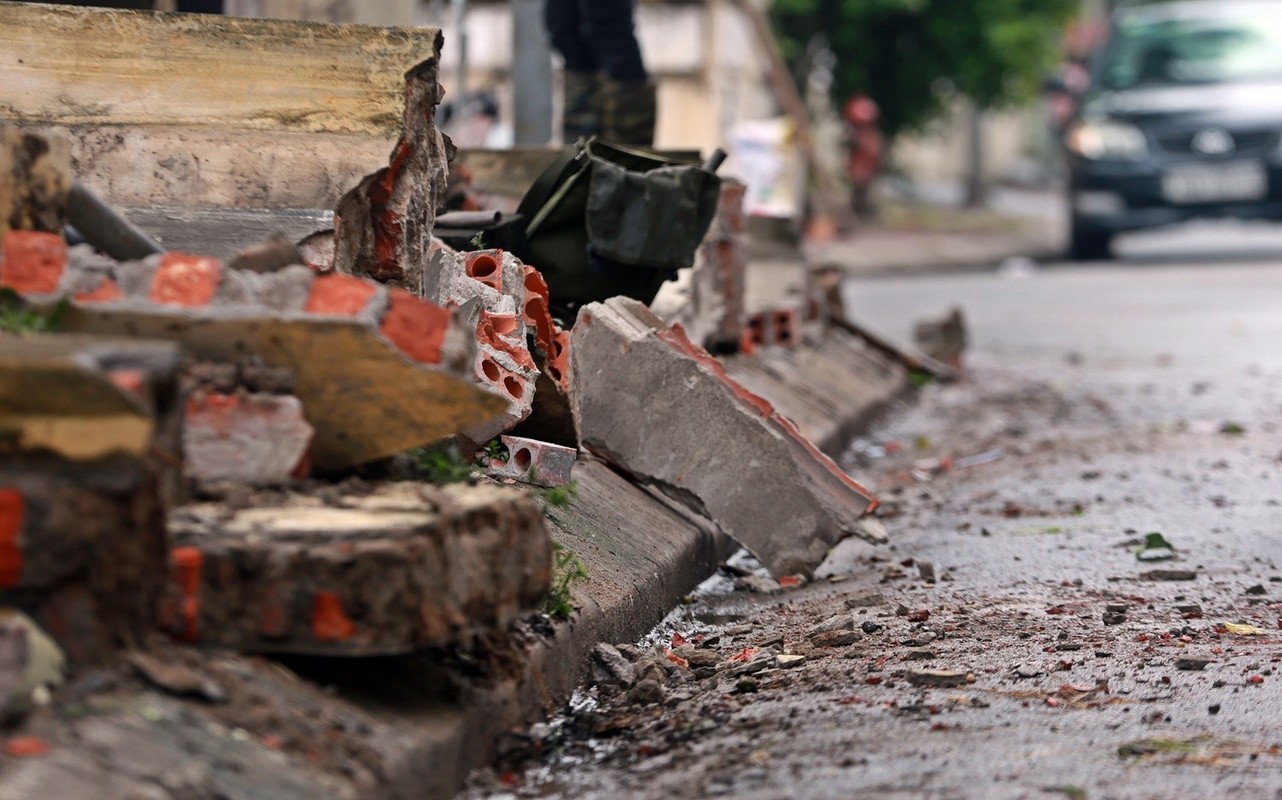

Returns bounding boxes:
[1067,219,1114,261]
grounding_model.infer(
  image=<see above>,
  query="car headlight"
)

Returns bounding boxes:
[1066,119,1148,160]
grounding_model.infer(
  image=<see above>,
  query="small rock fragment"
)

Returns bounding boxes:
[1015,664,1043,679]
[1245,584,1268,596]
[127,652,226,703]
[776,654,807,669]
[730,655,775,677]
[845,592,886,609]
[807,615,854,638]
[734,677,759,694]
[812,630,862,648]
[1140,569,1198,582]
[1103,612,1127,626]
[615,643,645,662]
[1105,603,1128,614]
[628,678,666,706]
[593,643,636,688]
[906,610,930,623]
[917,560,936,583]
[906,669,970,688]
[1176,658,1212,671]
[736,576,783,595]
[860,621,882,634]
[680,648,721,670]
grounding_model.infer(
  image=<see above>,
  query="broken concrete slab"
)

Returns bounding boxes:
[0,336,182,664]
[163,482,551,655]
[2,242,509,471]
[570,297,881,577]
[0,691,359,800]
[487,435,577,487]
[183,391,314,486]
[723,326,907,453]
[0,335,182,462]
[332,55,450,296]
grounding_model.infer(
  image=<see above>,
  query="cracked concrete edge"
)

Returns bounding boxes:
[372,328,908,800]
[806,227,1064,280]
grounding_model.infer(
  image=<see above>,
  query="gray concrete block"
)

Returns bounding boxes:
[570,297,883,577]
[163,482,551,655]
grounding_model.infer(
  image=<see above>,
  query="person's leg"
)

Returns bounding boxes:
[545,0,596,74]
[545,0,602,142]
[581,0,645,82]
[582,0,655,146]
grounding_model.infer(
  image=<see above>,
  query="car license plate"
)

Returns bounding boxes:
[1162,161,1267,204]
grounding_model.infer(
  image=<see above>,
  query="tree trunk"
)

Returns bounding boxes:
[964,101,986,208]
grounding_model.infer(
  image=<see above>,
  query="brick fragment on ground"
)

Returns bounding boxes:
[0,336,182,664]
[487,435,577,487]
[654,179,748,353]
[570,297,882,578]
[163,482,551,655]
[11,250,507,470]
[420,242,543,444]
[0,231,67,295]
[183,391,314,486]
[332,52,450,297]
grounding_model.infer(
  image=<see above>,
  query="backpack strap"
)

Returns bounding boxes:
[516,139,590,230]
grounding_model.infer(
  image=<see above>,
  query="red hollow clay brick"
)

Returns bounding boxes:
[465,251,503,291]
[304,272,377,316]
[379,289,451,365]
[311,591,356,641]
[169,547,204,643]
[150,253,221,307]
[73,276,124,304]
[0,231,66,294]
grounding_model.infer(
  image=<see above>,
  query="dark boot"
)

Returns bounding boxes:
[601,79,656,147]
[562,69,603,143]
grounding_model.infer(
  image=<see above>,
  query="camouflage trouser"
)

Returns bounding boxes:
[546,0,654,147]
[562,69,603,143]
[600,79,656,148]
[561,73,656,148]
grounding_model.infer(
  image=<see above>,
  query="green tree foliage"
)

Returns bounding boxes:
[771,0,1079,141]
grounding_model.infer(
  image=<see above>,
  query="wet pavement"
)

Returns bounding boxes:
[462,236,1282,800]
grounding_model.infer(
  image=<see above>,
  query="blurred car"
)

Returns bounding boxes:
[1065,1,1282,259]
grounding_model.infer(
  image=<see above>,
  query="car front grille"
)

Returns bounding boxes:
[1154,128,1279,157]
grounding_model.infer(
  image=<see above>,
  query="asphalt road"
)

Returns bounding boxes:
[464,223,1282,800]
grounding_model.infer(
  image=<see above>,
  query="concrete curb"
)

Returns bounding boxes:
[806,227,1064,280]
[0,315,908,800]
[382,326,908,798]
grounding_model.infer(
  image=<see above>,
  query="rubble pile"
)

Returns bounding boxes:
[0,6,893,796]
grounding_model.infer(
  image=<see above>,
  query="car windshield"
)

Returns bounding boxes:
[1097,9,1282,89]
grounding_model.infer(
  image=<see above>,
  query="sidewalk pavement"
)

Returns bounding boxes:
[805,184,1067,279]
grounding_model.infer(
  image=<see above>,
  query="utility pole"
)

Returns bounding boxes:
[511,0,553,145]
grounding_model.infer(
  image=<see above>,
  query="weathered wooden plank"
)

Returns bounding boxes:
[0,2,441,138]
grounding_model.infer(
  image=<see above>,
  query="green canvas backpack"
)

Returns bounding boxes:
[440,138,723,324]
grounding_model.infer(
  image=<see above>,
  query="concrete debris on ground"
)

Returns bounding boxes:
[331,54,450,297]
[164,482,550,655]
[0,336,182,665]
[7,243,508,473]
[487,435,577,487]
[570,296,882,578]
[0,7,915,797]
